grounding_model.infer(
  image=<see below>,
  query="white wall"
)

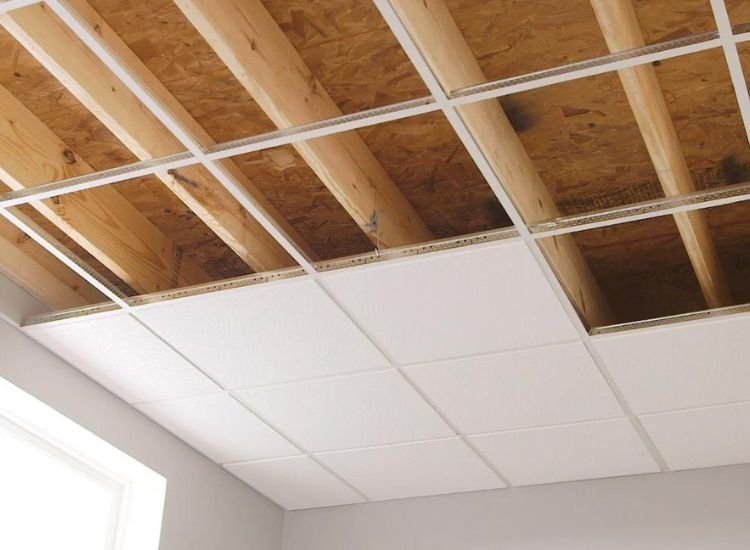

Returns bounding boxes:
[283,463,750,550]
[0,318,284,550]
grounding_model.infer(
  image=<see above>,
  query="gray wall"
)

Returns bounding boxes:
[0,318,284,550]
[283,463,750,550]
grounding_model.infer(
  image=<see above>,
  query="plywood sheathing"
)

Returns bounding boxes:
[356,112,511,239]
[0,28,252,289]
[86,0,277,144]
[726,0,750,31]
[87,0,429,141]
[495,48,750,218]
[445,0,716,84]
[570,216,706,323]
[232,111,512,260]
[262,0,429,113]
[86,0,424,255]
[231,146,374,261]
[86,0,507,257]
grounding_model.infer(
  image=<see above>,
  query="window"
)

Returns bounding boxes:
[0,377,166,550]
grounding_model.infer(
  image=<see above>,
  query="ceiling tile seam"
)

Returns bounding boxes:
[222,436,463,466]
[465,415,637,439]
[313,276,512,487]
[125,311,371,503]
[128,367,392,407]
[710,0,750,142]
[44,0,317,274]
[373,0,670,474]
[637,397,750,418]
[226,392,371,503]
[126,335,586,406]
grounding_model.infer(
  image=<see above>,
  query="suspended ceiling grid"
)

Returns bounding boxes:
[1,0,750,510]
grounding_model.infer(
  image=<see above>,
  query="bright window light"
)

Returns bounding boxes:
[0,422,119,550]
[0,377,166,550]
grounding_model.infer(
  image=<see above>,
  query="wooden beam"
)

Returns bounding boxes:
[590,0,732,309]
[0,218,102,309]
[0,84,209,294]
[390,0,614,327]
[0,1,307,271]
[173,0,433,249]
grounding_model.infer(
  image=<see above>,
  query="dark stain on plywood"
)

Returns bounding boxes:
[357,111,512,238]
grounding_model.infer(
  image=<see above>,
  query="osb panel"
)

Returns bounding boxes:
[498,70,660,218]
[726,0,750,30]
[356,111,511,238]
[632,0,715,43]
[655,48,750,189]
[0,27,254,287]
[87,0,276,144]
[0,28,137,173]
[231,146,373,260]
[88,0,428,143]
[263,0,429,113]
[497,47,749,221]
[705,200,750,306]
[445,0,714,85]
[111,176,252,281]
[571,215,707,324]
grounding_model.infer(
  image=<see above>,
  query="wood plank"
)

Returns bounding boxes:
[390,0,614,327]
[1,1,307,270]
[0,217,102,309]
[590,0,733,309]
[0,84,208,294]
[173,0,433,249]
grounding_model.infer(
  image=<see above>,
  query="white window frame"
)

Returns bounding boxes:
[0,376,166,550]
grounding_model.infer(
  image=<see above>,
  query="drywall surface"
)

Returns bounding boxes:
[283,463,750,550]
[0,318,283,550]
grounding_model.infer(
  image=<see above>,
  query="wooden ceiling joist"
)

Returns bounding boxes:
[590,0,733,309]
[0,84,208,294]
[0,1,307,272]
[173,0,434,250]
[0,219,101,309]
[389,0,613,327]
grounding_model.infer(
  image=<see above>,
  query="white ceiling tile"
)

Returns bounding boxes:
[135,279,388,388]
[321,242,578,364]
[137,393,298,464]
[406,342,621,434]
[469,419,659,486]
[316,438,504,501]
[24,313,217,403]
[225,456,363,510]
[236,370,453,452]
[593,315,750,413]
[640,402,750,470]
